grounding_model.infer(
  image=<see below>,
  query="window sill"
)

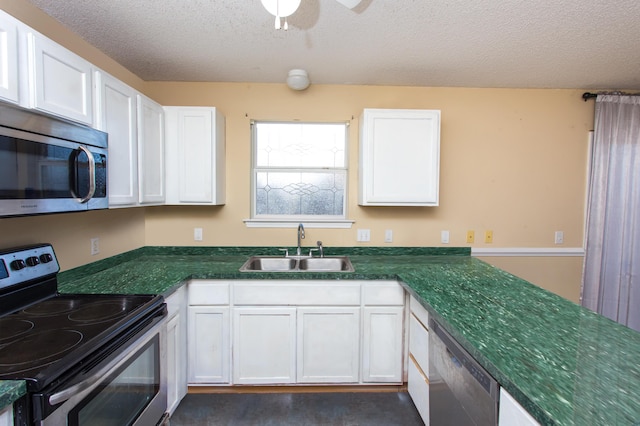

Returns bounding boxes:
[243,219,355,229]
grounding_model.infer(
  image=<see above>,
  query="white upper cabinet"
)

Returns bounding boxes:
[94,71,139,207]
[0,10,20,104]
[164,107,226,205]
[26,30,93,125]
[359,108,440,206]
[137,94,165,204]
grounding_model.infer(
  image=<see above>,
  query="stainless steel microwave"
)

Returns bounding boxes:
[0,102,108,217]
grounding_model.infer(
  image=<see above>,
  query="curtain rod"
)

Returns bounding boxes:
[582,91,640,101]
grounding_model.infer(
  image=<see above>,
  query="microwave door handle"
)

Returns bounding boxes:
[70,145,96,203]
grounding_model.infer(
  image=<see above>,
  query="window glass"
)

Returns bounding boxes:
[252,122,347,219]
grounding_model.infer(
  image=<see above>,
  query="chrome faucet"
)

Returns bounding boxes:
[296,223,305,256]
[316,241,324,258]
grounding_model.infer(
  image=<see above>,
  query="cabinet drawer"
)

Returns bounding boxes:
[233,281,360,306]
[188,281,230,305]
[407,356,429,424]
[362,281,404,305]
[410,296,429,326]
[409,313,429,373]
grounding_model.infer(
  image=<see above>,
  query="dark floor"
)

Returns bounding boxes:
[169,392,424,426]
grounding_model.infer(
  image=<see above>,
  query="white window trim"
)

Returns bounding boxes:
[249,120,351,225]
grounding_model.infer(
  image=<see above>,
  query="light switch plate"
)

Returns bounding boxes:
[357,229,371,242]
[441,230,450,244]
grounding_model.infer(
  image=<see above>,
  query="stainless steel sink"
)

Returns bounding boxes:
[240,257,297,272]
[239,256,353,272]
[298,257,354,272]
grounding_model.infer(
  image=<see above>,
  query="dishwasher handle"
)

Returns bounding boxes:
[430,318,499,401]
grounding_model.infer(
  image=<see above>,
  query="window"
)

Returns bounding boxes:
[248,121,350,226]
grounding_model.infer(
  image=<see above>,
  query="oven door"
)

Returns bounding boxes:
[38,314,167,426]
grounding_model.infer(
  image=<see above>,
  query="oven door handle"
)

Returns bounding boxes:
[48,337,132,407]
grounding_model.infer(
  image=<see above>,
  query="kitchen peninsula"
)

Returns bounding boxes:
[2,246,637,425]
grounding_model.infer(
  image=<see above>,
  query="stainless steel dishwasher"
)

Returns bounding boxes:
[429,318,499,425]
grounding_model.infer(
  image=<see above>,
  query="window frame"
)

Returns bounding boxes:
[244,120,353,228]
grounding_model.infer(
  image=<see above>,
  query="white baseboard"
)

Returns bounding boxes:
[471,247,584,257]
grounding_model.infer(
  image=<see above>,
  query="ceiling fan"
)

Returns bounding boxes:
[261,0,363,30]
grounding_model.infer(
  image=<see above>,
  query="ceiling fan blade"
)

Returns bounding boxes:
[334,0,363,9]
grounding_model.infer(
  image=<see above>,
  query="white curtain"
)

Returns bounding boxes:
[581,94,640,331]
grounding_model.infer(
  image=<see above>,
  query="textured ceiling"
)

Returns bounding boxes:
[24,0,640,89]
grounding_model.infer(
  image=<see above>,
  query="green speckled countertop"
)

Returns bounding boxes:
[4,246,640,425]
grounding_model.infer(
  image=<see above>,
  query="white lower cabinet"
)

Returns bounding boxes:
[233,307,297,384]
[297,307,360,383]
[361,281,405,384]
[407,296,430,424]
[187,281,231,385]
[499,388,540,426]
[188,306,230,384]
[407,356,429,423]
[362,306,404,383]
[184,280,405,388]
[165,286,187,414]
[0,406,12,426]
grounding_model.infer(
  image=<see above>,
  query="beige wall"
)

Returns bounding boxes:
[142,83,592,302]
[0,1,592,302]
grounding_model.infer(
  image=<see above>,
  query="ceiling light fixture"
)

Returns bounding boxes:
[260,0,301,30]
[286,69,310,91]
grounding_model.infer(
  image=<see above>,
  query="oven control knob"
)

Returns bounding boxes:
[39,253,53,263]
[10,259,26,270]
[26,256,41,267]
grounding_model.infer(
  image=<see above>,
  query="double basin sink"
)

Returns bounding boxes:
[240,256,354,273]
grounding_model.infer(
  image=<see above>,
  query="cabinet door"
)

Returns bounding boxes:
[164,107,226,205]
[362,306,404,383]
[0,10,20,104]
[137,95,165,204]
[297,307,360,383]
[0,405,13,426]
[187,306,230,384]
[359,108,440,206]
[233,307,296,384]
[407,356,429,424]
[95,71,139,207]
[27,31,93,125]
[499,388,540,426]
[166,314,180,413]
[165,287,187,413]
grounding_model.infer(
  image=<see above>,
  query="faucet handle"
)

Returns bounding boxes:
[278,248,289,257]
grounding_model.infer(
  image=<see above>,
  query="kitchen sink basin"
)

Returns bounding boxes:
[239,256,354,272]
[297,257,354,272]
[240,257,297,272]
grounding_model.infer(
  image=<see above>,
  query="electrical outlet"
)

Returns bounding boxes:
[90,238,99,255]
[555,231,564,244]
[357,229,371,242]
[441,230,450,244]
[485,230,493,243]
[466,230,475,244]
[384,229,393,243]
[194,227,203,241]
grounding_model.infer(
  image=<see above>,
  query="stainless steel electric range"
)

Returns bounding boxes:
[0,244,168,425]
